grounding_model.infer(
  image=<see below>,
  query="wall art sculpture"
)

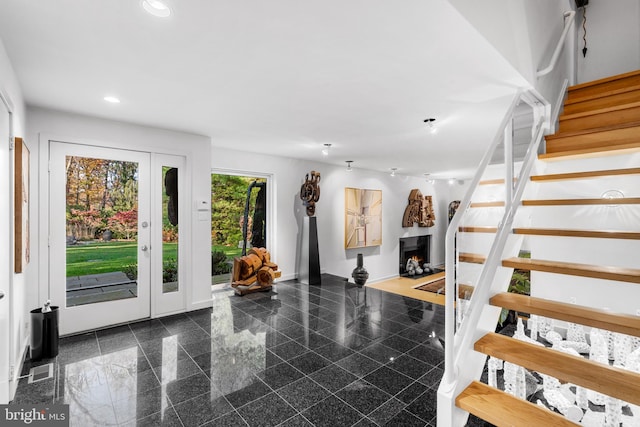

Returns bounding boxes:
[14,137,30,273]
[402,189,435,227]
[345,187,382,249]
[299,170,321,216]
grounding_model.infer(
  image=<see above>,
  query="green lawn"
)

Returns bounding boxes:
[66,241,241,277]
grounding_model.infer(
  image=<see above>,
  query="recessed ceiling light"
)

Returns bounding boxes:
[142,0,171,18]
[424,118,438,134]
[103,96,121,104]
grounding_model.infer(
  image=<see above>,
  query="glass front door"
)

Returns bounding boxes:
[49,142,151,335]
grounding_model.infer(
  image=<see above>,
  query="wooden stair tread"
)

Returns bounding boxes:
[558,102,640,133]
[566,82,640,105]
[531,167,640,181]
[539,143,640,160]
[502,257,640,283]
[544,123,640,156]
[490,293,640,338]
[545,119,640,141]
[456,381,578,427]
[567,70,640,104]
[568,69,640,92]
[521,197,640,206]
[470,201,505,208]
[459,252,486,264]
[560,100,640,121]
[479,178,504,186]
[513,227,640,239]
[475,333,640,406]
[563,88,640,115]
[458,226,497,233]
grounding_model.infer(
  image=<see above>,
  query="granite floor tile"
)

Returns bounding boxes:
[405,387,438,423]
[387,354,433,380]
[152,357,201,384]
[407,344,444,367]
[236,392,297,427]
[363,366,414,396]
[396,381,430,405]
[368,397,406,426]
[309,364,357,393]
[257,362,304,390]
[112,386,170,424]
[180,337,213,358]
[379,334,419,354]
[336,352,382,378]
[11,276,446,427]
[165,372,212,405]
[277,377,330,412]
[293,331,333,349]
[202,410,248,427]
[384,409,429,426]
[419,366,444,388]
[173,390,234,426]
[360,341,403,365]
[277,414,314,426]
[287,351,330,375]
[353,417,378,426]
[335,379,392,416]
[224,377,273,409]
[271,340,308,361]
[302,395,362,427]
[120,406,183,427]
[313,341,354,362]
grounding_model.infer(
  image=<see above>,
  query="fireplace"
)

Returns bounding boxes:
[399,235,431,276]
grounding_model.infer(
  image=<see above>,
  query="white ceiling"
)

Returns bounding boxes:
[0,0,530,178]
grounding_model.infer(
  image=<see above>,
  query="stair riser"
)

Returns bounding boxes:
[563,89,640,115]
[559,104,640,133]
[545,125,640,154]
[567,71,640,103]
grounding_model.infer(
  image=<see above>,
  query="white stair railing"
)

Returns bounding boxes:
[437,90,548,426]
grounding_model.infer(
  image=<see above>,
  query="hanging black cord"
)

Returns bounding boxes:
[582,6,588,57]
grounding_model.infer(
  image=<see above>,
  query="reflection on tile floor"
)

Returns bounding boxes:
[13,274,454,426]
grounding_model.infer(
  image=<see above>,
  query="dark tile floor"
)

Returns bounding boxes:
[13,274,452,426]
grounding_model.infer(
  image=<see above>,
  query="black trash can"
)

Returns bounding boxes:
[30,306,59,361]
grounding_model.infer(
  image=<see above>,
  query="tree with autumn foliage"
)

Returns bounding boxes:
[108,209,138,240]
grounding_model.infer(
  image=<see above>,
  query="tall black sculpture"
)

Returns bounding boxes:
[299,171,321,285]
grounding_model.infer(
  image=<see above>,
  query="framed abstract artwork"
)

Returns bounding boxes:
[345,187,382,249]
[14,137,30,273]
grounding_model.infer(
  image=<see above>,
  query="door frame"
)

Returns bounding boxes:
[1,87,15,403]
[210,167,275,279]
[39,135,194,334]
[48,141,152,335]
[152,154,188,315]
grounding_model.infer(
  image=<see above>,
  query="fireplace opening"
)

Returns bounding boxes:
[399,235,437,278]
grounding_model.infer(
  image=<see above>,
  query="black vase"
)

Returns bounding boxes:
[352,253,369,287]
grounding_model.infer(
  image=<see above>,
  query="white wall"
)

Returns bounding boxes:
[450,0,640,99]
[0,38,28,401]
[26,107,213,314]
[576,0,640,83]
[212,147,465,283]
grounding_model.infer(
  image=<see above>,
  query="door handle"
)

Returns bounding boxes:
[0,291,4,300]
[141,245,148,252]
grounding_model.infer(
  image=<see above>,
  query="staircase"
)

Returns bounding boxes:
[442,70,640,426]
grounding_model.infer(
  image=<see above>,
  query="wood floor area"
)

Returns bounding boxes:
[366,271,447,305]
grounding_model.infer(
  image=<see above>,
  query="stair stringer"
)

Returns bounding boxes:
[438,233,526,427]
